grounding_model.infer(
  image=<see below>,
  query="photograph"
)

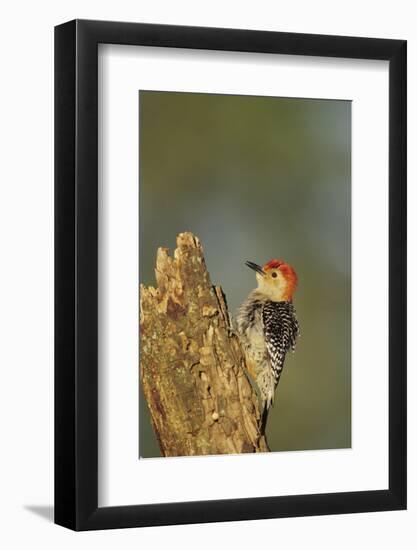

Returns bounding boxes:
[139,90,351,458]
[0,2,409,543]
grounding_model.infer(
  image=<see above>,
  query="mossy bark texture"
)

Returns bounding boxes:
[140,232,269,457]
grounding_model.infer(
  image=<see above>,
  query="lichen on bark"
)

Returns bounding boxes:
[140,232,269,456]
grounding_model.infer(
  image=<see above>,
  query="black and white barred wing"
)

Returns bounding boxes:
[262,302,299,383]
[290,307,300,351]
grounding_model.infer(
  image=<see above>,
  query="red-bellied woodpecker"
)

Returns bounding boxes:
[236,259,300,421]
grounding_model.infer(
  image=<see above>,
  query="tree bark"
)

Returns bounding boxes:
[140,232,269,457]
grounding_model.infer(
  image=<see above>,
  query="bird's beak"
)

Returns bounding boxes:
[245,261,265,276]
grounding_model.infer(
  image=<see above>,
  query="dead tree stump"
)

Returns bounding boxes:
[140,232,269,456]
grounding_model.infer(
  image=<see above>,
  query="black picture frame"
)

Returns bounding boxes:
[55,19,407,531]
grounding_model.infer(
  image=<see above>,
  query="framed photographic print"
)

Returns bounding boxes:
[55,20,406,530]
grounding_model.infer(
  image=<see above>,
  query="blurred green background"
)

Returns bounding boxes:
[139,91,351,457]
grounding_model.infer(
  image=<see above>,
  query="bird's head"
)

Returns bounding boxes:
[245,258,298,302]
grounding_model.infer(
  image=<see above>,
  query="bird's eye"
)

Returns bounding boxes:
[271,272,278,278]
